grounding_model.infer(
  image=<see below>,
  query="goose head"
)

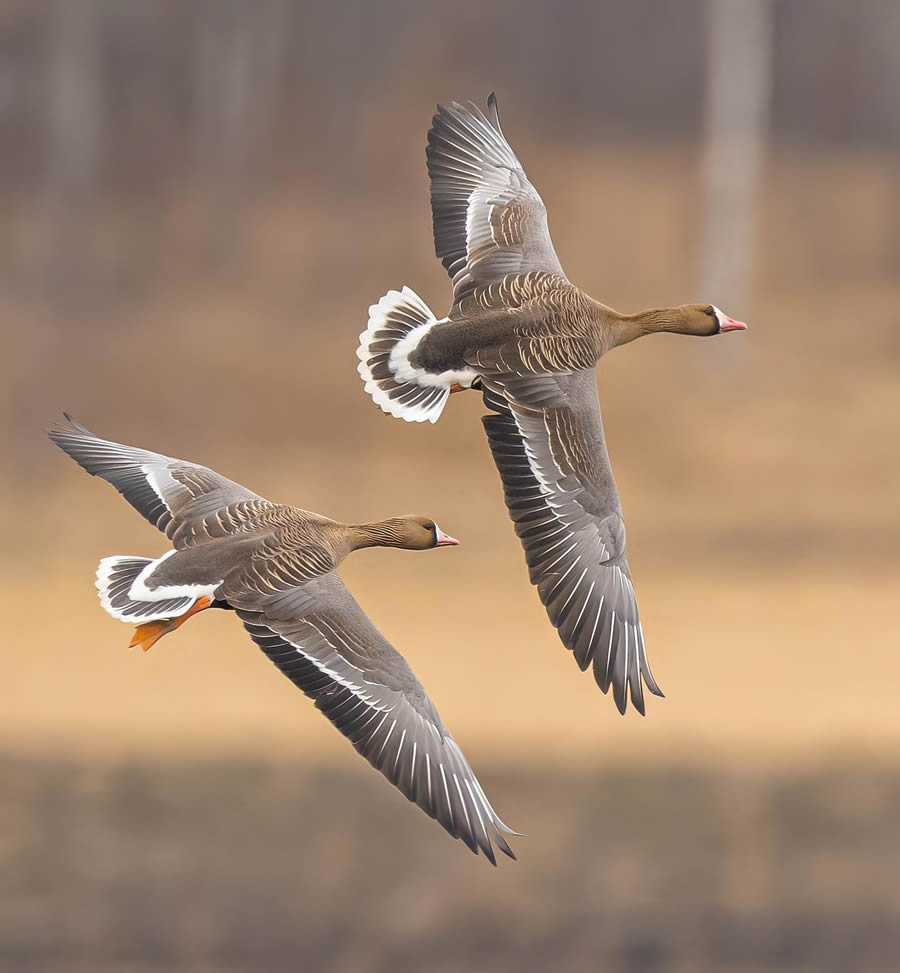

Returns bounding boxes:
[678,304,748,337]
[396,515,460,550]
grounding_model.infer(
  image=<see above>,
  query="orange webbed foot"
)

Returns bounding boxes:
[128,596,214,652]
[129,619,176,652]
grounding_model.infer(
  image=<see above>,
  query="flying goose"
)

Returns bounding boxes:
[49,415,516,864]
[357,94,747,716]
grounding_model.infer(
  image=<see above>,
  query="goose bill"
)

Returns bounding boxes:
[719,316,748,332]
[435,525,460,546]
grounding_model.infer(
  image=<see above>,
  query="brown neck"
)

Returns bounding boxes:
[608,307,694,347]
[347,521,411,551]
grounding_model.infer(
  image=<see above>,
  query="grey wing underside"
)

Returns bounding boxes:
[49,414,272,547]
[426,93,565,305]
[232,573,517,864]
[480,373,663,715]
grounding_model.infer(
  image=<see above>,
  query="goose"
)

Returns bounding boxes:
[357,94,747,716]
[49,414,516,864]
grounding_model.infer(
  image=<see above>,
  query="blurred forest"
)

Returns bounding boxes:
[2,1,899,971]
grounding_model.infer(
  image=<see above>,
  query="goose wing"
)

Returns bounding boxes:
[232,573,517,864]
[427,93,565,305]
[480,373,663,715]
[49,414,273,548]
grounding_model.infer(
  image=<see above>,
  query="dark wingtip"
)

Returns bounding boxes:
[486,91,503,134]
[574,652,591,673]
[594,662,613,695]
[493,831,518,861]
[641,666,665,699]
[48,412,75,443]
[430,102,450,136]
[50,411,91,441]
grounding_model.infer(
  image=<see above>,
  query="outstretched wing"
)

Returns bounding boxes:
[481,374,663,716]
[426,93,565,305]
[231,573,517,864]
[49,414,273,548]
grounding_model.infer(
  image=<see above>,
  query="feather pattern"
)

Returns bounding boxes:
[427,93,565,305]
[408,270,607,384]
[480,375,663,715]
[48,414,274,547]
[234,575,516,864]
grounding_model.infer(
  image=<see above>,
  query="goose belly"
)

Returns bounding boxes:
[133,540,252,601]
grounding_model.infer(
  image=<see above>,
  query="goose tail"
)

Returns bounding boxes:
[356,287,454,424]
[96,555,194,623]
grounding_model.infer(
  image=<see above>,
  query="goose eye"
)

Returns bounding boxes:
[423,521,434,532]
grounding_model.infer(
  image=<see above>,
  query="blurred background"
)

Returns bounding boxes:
[3,1,899,970]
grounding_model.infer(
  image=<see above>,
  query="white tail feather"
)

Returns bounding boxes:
[96,554,195,622]
[357,287,473,424]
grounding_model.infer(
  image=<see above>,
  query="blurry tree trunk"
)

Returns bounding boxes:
[863,1,900,273]
[700,0,772,318]
[44,0,102,305]
[195,0,287,271]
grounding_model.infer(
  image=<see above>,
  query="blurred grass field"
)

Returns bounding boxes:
[4,757,900,973]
